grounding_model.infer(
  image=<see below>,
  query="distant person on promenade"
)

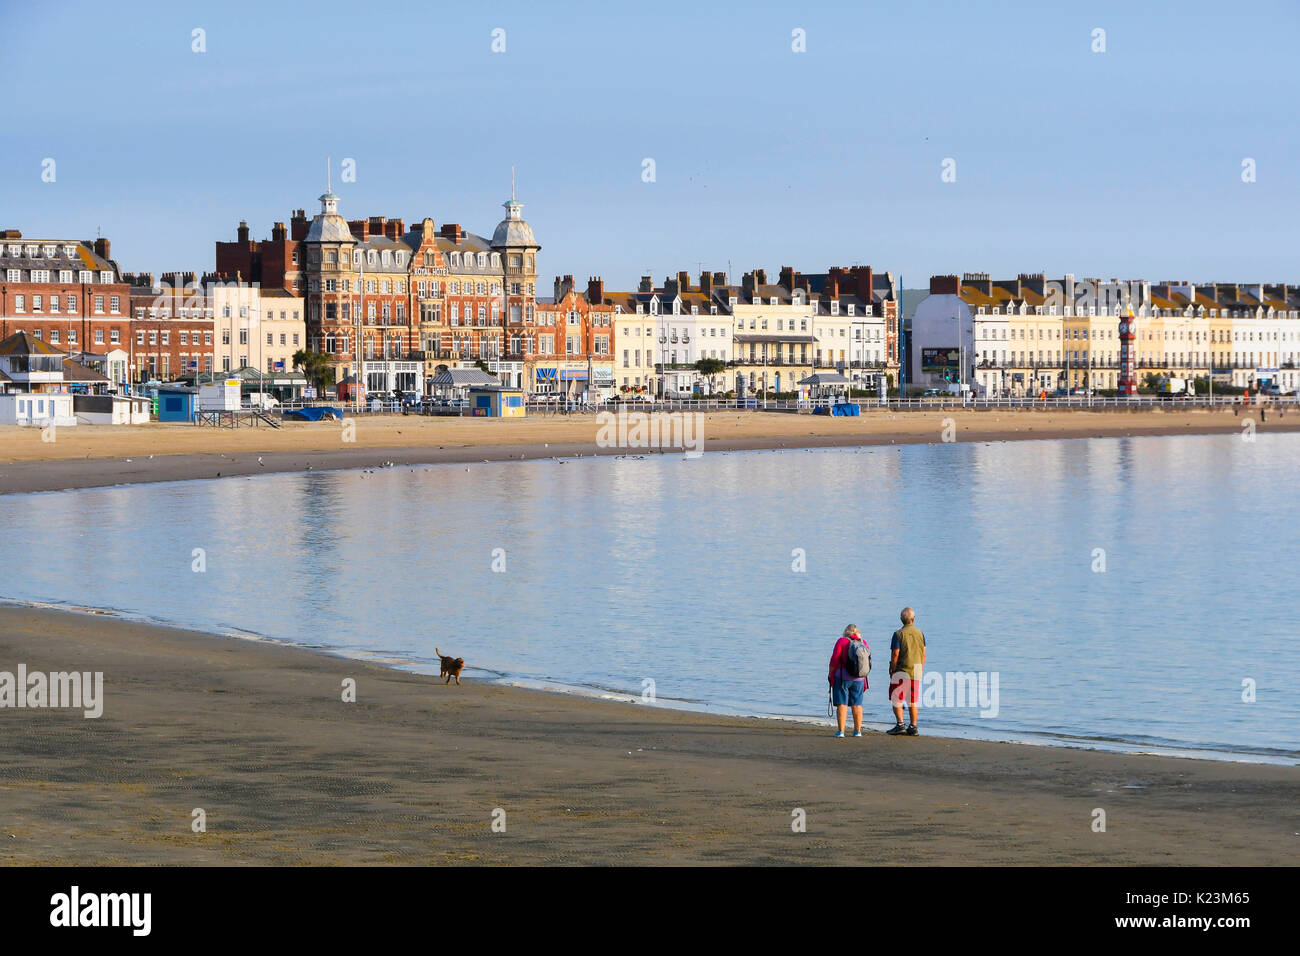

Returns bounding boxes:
[887,607,927,737]
[828,624,870,738]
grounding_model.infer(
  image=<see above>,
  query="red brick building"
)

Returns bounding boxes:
[125,272,216,380]
[0,231,133,367]
[295,188,541,394]
[530,280,615,396]
[214,214,305,293]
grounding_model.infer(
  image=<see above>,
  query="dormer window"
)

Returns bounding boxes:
[63,245,76,257]
[477,254,487,268]
[847,304,855,316]
[395,252,405,265]
[769,297,778,306]
[42,244,55,257]
[691,305,698,315]
[830,301,839,316]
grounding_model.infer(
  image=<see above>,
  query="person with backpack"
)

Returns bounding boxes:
[828,624,871,738]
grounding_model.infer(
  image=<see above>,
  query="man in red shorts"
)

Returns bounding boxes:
[887,607,926,736]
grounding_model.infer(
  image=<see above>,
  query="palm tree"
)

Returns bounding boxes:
[694,357,726,394]
[293,348,332,392]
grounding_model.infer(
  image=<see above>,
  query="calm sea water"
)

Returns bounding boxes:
[3,433,1298,763]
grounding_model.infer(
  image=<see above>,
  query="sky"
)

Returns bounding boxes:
[2,0,1298,290]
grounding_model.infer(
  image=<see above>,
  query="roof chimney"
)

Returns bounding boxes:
[587,276,604,304]
[237,220,250,243]
[638,275,653,293]
[677,270,691,292]
[93,237,111,262]
[271,222,287,241]
[779,265,794,290]
[699,272,713,296]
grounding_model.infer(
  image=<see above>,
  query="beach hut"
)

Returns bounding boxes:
[156,385,199,423]
[467,384,525,418]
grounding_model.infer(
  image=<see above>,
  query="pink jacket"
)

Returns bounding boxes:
[829,636,868,685]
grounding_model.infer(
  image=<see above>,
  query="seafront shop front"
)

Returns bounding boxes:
[528,363,614,400]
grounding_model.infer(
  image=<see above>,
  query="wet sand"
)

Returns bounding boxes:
[0,605,1294,865]
[1,406,1294,494]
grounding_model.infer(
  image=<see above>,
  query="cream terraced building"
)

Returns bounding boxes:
[949,274,1300,395]
[207,280,305,376]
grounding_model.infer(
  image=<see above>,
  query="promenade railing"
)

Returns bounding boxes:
[271,394,1298,417]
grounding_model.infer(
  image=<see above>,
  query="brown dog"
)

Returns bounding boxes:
[436,648,465,685]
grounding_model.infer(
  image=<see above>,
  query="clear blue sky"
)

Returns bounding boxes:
[2,0,1297,289]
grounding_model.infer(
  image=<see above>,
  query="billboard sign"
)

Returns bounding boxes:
[921,347,960,371]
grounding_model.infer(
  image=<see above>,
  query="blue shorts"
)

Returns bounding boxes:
[832,679,865,707]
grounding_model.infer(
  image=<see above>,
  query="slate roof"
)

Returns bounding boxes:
[0,331,64,356]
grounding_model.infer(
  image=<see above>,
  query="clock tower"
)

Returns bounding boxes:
[1118,305,1137,396]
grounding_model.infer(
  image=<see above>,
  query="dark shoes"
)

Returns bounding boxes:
[886,723,906,735]
[906,724,919,736]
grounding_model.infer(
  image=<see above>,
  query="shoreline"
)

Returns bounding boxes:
[1,603,1295,865]
[2,407,1297,495]
[3,597,1294,769]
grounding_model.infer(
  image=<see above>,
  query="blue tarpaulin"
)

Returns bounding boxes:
[284,406,343,422]
[819,402,860,416]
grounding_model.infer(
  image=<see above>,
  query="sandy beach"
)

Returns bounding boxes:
[1,406,1295,494]
[0,604,1294,865]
